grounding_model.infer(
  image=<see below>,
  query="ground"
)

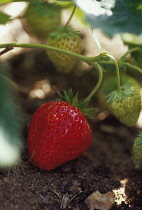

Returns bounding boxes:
[0,49,142,210]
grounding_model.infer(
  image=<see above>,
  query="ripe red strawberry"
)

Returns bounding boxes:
[25,1,61,39]
[28,100,92,171]
[47,26,82,73]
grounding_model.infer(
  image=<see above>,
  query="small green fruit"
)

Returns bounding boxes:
[107,82,141,126]
[25,1,61,39]
[47,26,82,73]
[97,74,140,110]
[133,133,142,160]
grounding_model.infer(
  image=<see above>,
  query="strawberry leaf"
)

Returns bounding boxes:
[0,0,13,4]
[25,1,61,17]
[107,82,137,103]
[0,64,23,167]
[82,107,98,120]
[48,26,80,40]
[67,88,74,102]
[78,99,90,110]
[73,0,142,37]
[0,11,12,24]
[72,92,79,107]
[138,132,142,138]
[58,89,97,119]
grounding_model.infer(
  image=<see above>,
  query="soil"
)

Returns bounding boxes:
[0,50,142,210]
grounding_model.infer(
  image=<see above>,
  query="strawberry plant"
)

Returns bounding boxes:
[0,0,142,169]
[107,82,141,127]
[25,1,61,39]
[97,74,141,110]
[47,26,82,73]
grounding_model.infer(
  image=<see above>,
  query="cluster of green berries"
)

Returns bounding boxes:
[25,1,82,74]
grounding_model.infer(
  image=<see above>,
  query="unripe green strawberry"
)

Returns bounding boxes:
[25,1,61,39]
[98,74,140,110]
[133,133,142,160]
[107,82,141,126]
[47,26,82,73]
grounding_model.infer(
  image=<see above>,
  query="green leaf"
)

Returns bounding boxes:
[138,132,142,138]
[72,92,78,107]
[67,88,73,102]
[48,25,80,40]
[63,90,70,102]
[78,99,90,110]
[0,0,13,4]
[58,88,97,119]
[0,11,11,24]
[56,0,72,1]
[82,108,98,119]
[0,64,23,167]
[0,0,25,4]
[73,0,142,37]
[106,82,136,103]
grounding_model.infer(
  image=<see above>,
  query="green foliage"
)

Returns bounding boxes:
[58,89,97,119]
[73,0,142,37]
[48,25,80,40]
[0,0,13,4]
[1,0,142,37]
[107,82,135,103]
[0,64,23,167]
[121,34,142,69]
[56,0,72,2]
[0,11,11,24]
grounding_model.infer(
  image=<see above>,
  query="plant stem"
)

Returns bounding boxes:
[124,62,142,74]
[64,5,76,28]
[85,63,103,101]
[108,54,121,91]
[0,42,91,64]
[98,60,142,74]
[121,47,142,60]
[0,46,13,56]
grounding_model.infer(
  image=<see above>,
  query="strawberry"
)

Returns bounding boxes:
[25,1,61,39]
[98,74,140,110]
[47,26,82,73]
[133,133,142,160]
[107,82,141,126]
[27,91,93,170]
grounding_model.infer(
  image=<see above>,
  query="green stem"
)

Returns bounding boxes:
[64,5,76,28]
[121,47,142,61]
[98,60,114,65]
[123,62,142,74]
[98,60,142,74]
[108,54,121,91]
[0,46,13,56]
[85,63,103,101]
[0,42,91,64]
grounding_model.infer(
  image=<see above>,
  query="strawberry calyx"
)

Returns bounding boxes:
[58,89,97,119]
[106,82,137,103]
[48,25,80,40]
[137,132,142,138]
[26,1,61,18]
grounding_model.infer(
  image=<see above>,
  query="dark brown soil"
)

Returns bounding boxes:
[0,50,142,210]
